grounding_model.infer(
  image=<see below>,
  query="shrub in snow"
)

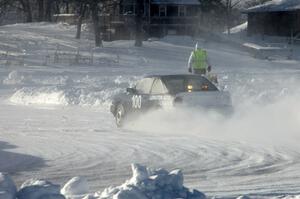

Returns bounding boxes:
[61,177,89,199]
[0,173,17,199]
[17,179,65,199]
[98,164,206,199]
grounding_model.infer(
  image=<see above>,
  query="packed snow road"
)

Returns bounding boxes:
[0,23,300,198]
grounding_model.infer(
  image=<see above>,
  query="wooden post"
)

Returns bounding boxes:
[90,43,94,65]
[54,44,59,63]
[5,51,9,66]
[75,47,80,64]
[21,50,26,66]
[289,27,294,59]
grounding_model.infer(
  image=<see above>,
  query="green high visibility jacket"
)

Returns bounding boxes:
[192,49,208,70]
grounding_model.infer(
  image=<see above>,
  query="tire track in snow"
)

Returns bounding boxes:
[1,106,300,197]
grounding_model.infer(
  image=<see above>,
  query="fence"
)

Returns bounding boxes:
[53,44,120,66]
[0,50,25,66]
[0,43,120,67]
[54,45,94,65]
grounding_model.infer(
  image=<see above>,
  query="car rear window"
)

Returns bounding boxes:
[162,75,218,94]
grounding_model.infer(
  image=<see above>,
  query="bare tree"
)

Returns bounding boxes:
[244,0,272,8]
[134,0,143,47]
[45,0,52,21]
[224,0,243,34]
[223,0,272,34]
[198,0,225,31]
[0,0,11,23]
[90,1,102,47]
[18,0,33,22]
[37,0,44,21]
[76,2,87,39]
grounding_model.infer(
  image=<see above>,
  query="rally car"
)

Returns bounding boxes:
[110,74,232,127]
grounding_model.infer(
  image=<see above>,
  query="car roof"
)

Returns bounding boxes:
[145,74,208,79]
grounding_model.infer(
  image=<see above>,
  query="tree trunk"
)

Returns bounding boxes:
[76,3,87,39]
[66,2,69,13]
[25,0,32,23]
[45,0,52,22]
[134,0,143,47]
[226,0,231,35]
[19,0,33,22]
[54,1,60,15]
[38,0,44,22]
[91,3,102,47]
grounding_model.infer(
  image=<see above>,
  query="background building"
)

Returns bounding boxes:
[102,0,201,40]
[244,0,300,37]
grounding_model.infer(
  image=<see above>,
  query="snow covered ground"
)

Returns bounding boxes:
[0,23,300,199]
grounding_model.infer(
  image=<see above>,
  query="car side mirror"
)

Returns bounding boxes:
[126,88,137,94]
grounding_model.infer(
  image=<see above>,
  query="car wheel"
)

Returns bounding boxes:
[115,104,126,127]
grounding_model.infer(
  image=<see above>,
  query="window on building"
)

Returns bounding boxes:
[123,4,135,15]
[186,6,198,17]
[151,5,159,16]
[178,6,186,17]
[167,6,178,17]
[159,5,167,17]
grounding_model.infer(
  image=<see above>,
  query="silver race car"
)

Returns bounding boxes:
[110,74,233,127]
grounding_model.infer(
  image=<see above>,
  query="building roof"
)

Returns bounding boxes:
[151,0,200,5]
[245,0,300,13]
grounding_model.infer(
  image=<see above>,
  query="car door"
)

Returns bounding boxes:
[132,78,155,112]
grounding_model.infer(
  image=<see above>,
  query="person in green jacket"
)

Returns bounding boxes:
[188,43,210,75]
[188,43,218,84]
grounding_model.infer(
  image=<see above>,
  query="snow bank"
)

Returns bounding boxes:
[10,87,69,106]
[236,196,251,199]
[228,22,248,34]
[3,70,31,85]
[97,164,206,199]
[2,167,300,199]
[7,74,132,107]
[281,196,300,199]
[61,177,89,199]
[9,86,121,107]
[236,195,300,199]
[1,165,207,199]
[0,173,17,199]
[17,179,64,199]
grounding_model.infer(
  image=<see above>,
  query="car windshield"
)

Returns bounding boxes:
[162,75,218,94]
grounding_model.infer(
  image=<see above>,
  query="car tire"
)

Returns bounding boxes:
[115,104,126,128]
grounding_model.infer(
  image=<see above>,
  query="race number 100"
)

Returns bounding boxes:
[132,95,142,109]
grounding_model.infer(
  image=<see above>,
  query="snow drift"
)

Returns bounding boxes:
[0,165,207,199]
[61,177,89,199]
[2,70,32,85]
[96,164,206,199]
[1,22,300,199]
[17,179,64,199]
[10,87,69,106]
[2,166,300,199]
[9,86,121,107]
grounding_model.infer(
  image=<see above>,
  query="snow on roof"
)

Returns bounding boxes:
[245,0,300,13]
[151,0,200,5]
